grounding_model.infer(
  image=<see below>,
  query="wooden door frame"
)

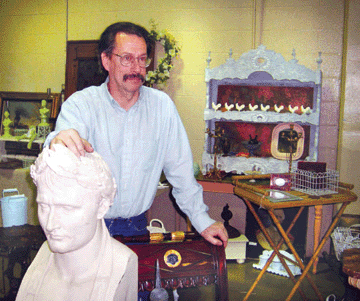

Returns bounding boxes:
[65,40,102,100]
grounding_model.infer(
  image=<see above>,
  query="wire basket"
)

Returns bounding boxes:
[331,224,360,260]
[291,169,339,196]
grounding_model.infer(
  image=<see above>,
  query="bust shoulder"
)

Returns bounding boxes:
[110,237,138,260]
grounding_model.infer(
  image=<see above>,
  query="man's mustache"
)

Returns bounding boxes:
[123,73,145,82]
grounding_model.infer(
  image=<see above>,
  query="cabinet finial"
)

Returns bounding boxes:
[206,51,212,68]
[291,48,298,63]
[316,52,323,70]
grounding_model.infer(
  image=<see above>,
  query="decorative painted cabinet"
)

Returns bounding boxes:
[202,45,323,175]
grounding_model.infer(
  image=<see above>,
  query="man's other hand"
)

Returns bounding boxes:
[50,129,93,157]
[201,221,228,248]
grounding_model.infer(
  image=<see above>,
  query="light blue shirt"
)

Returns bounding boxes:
[45,80,215,233]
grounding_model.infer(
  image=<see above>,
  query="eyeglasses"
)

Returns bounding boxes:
[112,53,151,68]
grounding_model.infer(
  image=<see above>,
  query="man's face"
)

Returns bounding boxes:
[37,179,101,254]
[102,33,147,95]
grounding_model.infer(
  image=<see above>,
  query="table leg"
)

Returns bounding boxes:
[287,202,350,301]
[269,209,324,301]
[313,205,323,274]
[242,199,307,301]
[215,241,229,301]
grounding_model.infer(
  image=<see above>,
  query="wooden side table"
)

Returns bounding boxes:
[340,248,360,300]
[233,177,357,301]
[343,248,360,279]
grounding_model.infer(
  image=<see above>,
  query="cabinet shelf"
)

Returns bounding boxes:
[204,109,320,125]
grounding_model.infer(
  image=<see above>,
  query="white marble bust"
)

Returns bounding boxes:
[16,145,138,301]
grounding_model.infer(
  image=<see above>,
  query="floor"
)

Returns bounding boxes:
[172,255,360,301]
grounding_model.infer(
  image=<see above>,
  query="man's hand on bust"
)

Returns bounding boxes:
[201,221,228,248]
[50,129,94,157]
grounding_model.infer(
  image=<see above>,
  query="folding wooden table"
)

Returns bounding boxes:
[232,176,357,301]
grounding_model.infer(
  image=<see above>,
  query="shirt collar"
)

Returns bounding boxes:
[103,77,144,112]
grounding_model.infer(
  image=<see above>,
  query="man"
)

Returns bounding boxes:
[16,145,137,301]
[45,22,228,247]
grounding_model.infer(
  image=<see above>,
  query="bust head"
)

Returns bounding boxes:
[30,145,117,254]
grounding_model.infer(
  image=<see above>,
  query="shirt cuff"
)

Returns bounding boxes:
[190,212,216,234]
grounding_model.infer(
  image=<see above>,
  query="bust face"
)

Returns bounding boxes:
[37,178,101,254]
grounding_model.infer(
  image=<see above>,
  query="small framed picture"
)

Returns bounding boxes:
[0,92,61,137]
[270,173,292,191]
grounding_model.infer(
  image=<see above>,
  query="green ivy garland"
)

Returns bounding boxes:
[146,20,181,88]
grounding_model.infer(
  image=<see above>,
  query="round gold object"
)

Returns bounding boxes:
[164,249,182,268]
